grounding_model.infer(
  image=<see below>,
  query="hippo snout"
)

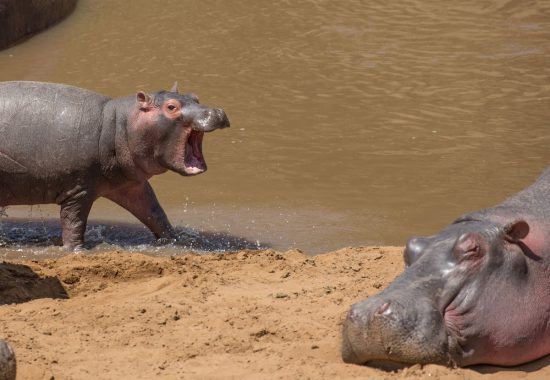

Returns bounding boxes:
[192,107,230,132]
[214,108,230,129]
[342,299,403,364]
[342,325,362,364]
[342,304,371,364]
[342,297,451,366]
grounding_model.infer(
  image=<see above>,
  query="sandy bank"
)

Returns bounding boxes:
[0,247,547,379]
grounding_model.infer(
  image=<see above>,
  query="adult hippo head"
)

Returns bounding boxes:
[129,82,230,177]
[342,213,550,367]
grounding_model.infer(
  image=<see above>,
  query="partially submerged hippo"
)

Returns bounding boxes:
[0,81,229,249]
[0,0,77,50]
[342,167,550,367]
[0,340,15,380]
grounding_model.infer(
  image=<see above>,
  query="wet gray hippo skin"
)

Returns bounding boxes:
[0,81,229,250]
[0,340,16,380]
[342,168,550,367]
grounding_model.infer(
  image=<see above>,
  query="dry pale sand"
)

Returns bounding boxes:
[0,247,548,379]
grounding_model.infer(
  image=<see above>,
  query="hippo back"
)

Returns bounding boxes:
[465,167,550,230]
[0,81,109,179]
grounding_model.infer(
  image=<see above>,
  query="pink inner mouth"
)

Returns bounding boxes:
[184,130,206,174]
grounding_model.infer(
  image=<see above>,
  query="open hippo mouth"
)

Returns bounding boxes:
[172,104,229,176]
[183,130,205,175]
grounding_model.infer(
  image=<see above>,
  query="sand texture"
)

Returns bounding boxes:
[0,247,548,379]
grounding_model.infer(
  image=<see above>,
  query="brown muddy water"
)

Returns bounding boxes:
[1,0,550,256]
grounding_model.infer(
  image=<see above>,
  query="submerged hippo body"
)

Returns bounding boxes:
[0,0,77,50]
[343,168,550,367]
[0,81,229,249]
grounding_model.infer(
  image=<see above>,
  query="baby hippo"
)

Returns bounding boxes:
[0,81,229,249]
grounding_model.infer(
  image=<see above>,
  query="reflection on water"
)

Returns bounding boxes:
[1,0,550,253]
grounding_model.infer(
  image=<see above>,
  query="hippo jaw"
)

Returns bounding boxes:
[178,110,229,176]
[182,130,206,175]
[341,288,461,367]
[177,105,229,176]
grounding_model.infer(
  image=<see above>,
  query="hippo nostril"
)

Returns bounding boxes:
[375,302,391,315]
[216,109,230,128]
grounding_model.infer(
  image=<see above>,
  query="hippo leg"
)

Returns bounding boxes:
[105,182,176,242]
[59,191,94,250]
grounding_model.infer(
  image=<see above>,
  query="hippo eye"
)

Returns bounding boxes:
[454,233,485,262]
[167,105,176,111]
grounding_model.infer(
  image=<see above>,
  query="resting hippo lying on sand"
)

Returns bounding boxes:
[0,340,15,380]
[0,81,229,250]
[342,167,550,367]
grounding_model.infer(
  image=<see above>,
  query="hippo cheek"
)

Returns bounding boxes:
[342,298,452,366]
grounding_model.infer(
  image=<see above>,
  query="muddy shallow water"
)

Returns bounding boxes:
[1,0,550,254]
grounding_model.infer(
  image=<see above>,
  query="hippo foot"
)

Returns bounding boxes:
[62,243,86,252]
[0,340,16,380]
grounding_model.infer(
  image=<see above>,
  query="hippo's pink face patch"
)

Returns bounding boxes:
[131,89,229,177]
[161,98,184,120]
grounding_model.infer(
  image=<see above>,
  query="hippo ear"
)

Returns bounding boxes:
[170,81,179,93]
[504,220,529,243]
[136,91,153,111]
[188,92,199,103]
